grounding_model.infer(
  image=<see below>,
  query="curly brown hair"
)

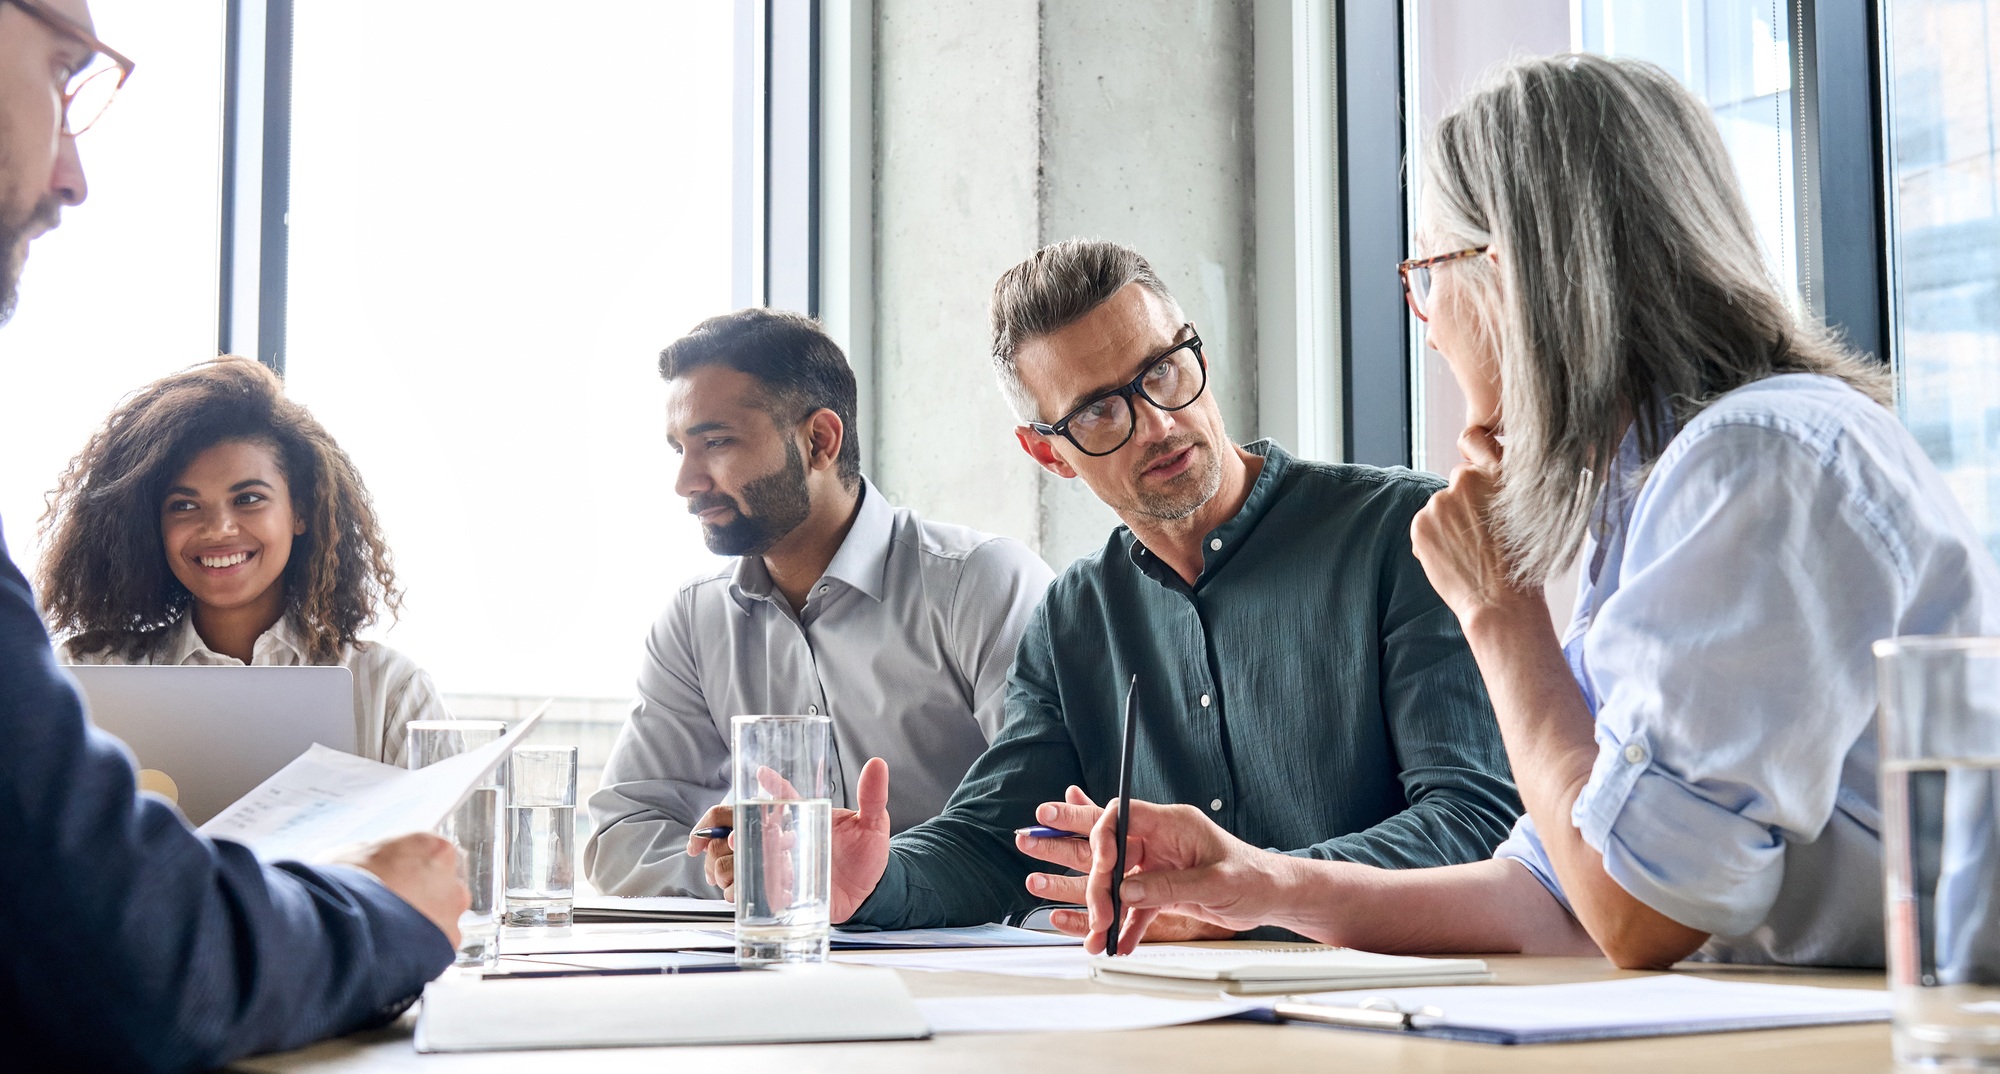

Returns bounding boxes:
[37,356,402,664]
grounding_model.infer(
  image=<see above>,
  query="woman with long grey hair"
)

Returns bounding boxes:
[1031,53,2000,969]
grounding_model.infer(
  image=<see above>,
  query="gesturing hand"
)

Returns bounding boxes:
[686,756,894,924]
[1409,426,1539,623]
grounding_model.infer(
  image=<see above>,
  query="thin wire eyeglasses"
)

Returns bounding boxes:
[2,0,135,136]
[1027,326,1208,457]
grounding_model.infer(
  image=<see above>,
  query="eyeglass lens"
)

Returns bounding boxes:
[1065,346,1205,455]
[1407,265,1433,319]
[65,63,122,135]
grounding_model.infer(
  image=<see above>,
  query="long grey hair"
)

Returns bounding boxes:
[1423,53,1891,587]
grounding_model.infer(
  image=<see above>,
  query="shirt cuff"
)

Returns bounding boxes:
[1491,815,1574,915]
[842,850,913,930]
[1571,728,1786,937]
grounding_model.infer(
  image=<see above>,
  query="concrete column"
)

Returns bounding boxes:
[872,0,1261,569]
[872,0,1044,549]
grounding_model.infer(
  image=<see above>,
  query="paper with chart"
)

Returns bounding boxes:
[199,707,545,862]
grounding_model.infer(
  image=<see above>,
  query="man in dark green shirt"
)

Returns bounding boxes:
[689,240,1519,932]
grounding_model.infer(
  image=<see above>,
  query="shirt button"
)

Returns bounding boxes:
[818,585,829,594]
[1209,538,1222,551]
[1199,694,1211,708]
[1209,798,1224,812]
[1622,743,1645,765]
[807,704,820,715]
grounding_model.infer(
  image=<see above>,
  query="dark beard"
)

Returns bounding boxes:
[0,194,60,326]
[690,439,813,557]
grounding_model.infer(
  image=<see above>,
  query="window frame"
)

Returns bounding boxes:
[1332,0,1893,469]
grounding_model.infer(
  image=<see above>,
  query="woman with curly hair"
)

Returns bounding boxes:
[38,355,450,765]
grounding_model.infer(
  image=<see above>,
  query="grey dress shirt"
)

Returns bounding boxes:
[585,480,1055,896]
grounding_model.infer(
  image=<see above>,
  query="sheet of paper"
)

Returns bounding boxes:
[917,993,1258,1034]
[830,924,1082,949]
[832,946,1095,980]
[199,706,544,862]
[415,965,931,1052]
[1291,975,1891,1043]
[496,925,733,956]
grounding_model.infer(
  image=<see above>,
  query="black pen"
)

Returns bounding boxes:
[1107,672,1138,956]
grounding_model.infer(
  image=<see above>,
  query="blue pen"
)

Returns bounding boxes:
[691,825,732,840]
[1015,825,1088,840]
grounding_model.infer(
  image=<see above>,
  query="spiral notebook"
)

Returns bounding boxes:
[1089,946,1492,994]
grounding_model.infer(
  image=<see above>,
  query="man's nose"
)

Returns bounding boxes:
[1130,393,1177,446]
[51,133,87,207]
[674,454,710,499]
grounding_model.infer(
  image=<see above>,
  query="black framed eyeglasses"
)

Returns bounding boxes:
[2,0,135,136]
[1028,326,1207,457]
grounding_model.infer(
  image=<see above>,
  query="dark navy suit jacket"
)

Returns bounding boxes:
[0,520,451,1072]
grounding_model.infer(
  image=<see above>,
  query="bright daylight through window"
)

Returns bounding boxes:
[283,1,733,720]
[0,0,224,564]
[1887,0,2000,564]
[1405,0,1800,477]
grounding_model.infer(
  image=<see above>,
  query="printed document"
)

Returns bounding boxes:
[199,706,544,861]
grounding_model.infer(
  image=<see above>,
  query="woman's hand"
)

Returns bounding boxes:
[1409,426,1542,625]
[1039,798,1300,954]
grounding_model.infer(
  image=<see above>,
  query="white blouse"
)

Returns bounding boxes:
[59,613,452,767]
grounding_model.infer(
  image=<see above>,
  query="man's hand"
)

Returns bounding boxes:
[687,801,738,899]
[1015,787,1234,945]
[687,757,895,923]
[335,833,469,948]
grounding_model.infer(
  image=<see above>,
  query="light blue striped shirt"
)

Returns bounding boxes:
[1496,373,2000,967]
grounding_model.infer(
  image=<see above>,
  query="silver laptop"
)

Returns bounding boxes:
[66,665,358,825]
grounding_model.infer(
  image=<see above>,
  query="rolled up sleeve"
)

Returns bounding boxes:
[1569,423,1902,937]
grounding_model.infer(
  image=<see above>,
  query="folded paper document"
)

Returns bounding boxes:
[1280,974,1891,1044]
[1089,946,1492,994]
[199,705,545,862]
[415,965,931,1051]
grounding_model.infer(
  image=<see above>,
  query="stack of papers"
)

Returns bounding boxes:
[1090,946,1491,994]
[572,895,735,923]
[1282,975,1892,1044]
[417,965,930,1051]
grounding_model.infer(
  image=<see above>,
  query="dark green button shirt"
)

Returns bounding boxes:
[848,440,1520,929]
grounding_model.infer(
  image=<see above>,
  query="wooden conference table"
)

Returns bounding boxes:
[231,947,1893,1073]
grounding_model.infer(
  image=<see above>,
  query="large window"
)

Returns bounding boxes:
[282,1,734,704]
[1404,0,1801,476]
[1886,0,2000,564]
[0,0,225,565]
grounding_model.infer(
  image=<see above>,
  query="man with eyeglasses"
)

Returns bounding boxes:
[690,239,1521,936]
[0,3,466,1069]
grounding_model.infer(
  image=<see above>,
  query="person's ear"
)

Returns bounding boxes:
[804,409,844,473]
[1015,426,1079,480]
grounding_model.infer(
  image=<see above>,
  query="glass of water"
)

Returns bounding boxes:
[406,720,507,968]
[731,714,832,966]
[1876,637,2000,1069]
[504,746,577,927]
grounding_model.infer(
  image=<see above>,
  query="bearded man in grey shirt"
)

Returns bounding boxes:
[586,308,1055,897]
